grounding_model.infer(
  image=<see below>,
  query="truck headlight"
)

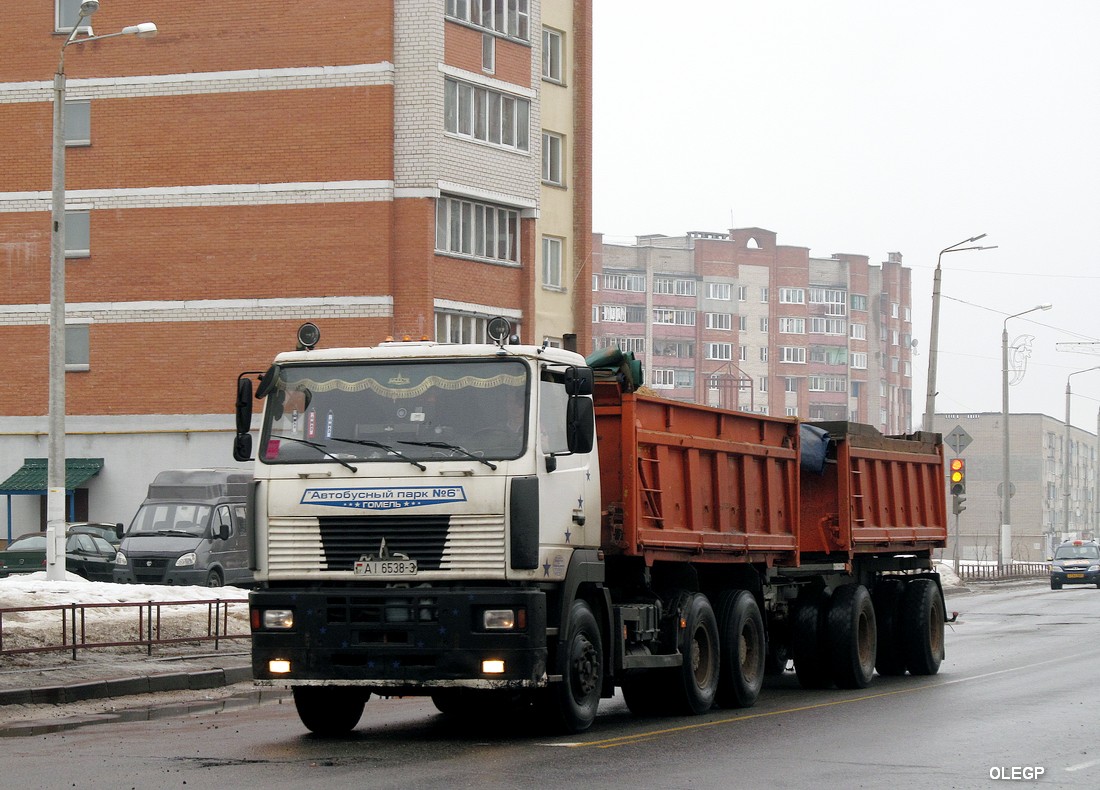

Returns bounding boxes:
[1089,564,1100,572]
[262,609,295,629]
[482,608,526,630]
[175,552,197,567]
[114,551,127,566]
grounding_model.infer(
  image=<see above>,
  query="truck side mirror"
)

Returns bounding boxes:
[234,375,254,462]
[564,366,594,396]
[566,397,594,454]
[215,523,230,541]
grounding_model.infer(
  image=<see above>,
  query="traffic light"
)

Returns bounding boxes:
[952,494,967,515]
[949,458,966,496]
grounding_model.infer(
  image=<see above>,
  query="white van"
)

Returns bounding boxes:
[113,469,252,587]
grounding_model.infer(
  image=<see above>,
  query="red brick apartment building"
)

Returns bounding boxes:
[0,0,592,530]
[592,231,914,433]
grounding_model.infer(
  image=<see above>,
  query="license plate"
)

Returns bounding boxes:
[354,559,418,577]
[1066,573,1084,579]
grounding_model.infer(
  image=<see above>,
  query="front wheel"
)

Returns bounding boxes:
[292,687,369,736]
[205,568,223,587]
[541,599,603,733]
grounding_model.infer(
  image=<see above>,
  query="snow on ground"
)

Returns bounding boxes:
[0,572,249,652]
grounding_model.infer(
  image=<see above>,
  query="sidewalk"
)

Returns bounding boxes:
[0,647,288,736]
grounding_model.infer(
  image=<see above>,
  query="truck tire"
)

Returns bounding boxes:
[292,686,369,735]
[901,579,945,676]
[827,584,877,689]
[666,593,720,715]
[541,599,603,733]
[792,592,832,689]
[872,579,907,676]
[715,590,765,708]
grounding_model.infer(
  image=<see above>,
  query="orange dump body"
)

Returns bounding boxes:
[594,382,946,567]
[595,384,800,566]
[799,421,947,560]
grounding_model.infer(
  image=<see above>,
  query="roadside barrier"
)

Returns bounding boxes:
[955,563,1049,582]
[0,598,249,660]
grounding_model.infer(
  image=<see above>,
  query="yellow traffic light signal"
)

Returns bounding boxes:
[949,458,966,495]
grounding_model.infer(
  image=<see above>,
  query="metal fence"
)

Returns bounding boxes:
[0,598,250,660]
[955,563,1050,583]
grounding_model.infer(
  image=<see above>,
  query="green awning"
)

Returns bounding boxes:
[0,458,104,494]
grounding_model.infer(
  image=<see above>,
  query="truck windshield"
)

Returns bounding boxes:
[260,358,529,464]
[127,504,212,537]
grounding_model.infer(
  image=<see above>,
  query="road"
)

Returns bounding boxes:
[4,582,1098,789]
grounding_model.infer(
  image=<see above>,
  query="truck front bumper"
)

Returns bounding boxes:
[250,587,548,690]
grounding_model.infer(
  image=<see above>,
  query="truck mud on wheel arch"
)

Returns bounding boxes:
[234,319,949,735]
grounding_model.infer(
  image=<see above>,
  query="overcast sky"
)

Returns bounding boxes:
[592,1,1100,430]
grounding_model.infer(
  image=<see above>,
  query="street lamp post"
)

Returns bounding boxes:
[46,1,157,580]
[923,234,998,433]
[998,303,1052,568]
[1063,366,1100,545]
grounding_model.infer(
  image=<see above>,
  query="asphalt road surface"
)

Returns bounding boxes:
[3,581,1097,790]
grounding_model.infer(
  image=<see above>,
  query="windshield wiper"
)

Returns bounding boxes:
[330,437,427,471]
[275,435,358,472]
[398,440,497,470]
[157,529,201,537]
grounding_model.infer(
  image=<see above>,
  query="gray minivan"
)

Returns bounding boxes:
[113,469,252,587]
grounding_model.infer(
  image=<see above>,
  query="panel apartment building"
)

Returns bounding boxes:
[591,230,914,433]
[0,1,592,531]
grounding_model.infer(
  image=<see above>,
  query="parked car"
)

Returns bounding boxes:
[1048,539,1100,589]
[68,522,124,548]
[0,531,118,582]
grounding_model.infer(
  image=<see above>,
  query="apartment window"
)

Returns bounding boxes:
[706,312,732,331]
[904,307,912,322]
[808,375,847,392]
[779,317,805,334]
[592,275,599,291]
[652,369,676,389]
[653,308,696,326]
[786,407,798,417]
[652,341,694,357]
[760,347,768,362]
[482,33,495,73]
[593,336,645,354]
[65,209,90,258]
[603,273,646,291]
[779,287,805,304]
[760,287,769,303]
[705,343,732,361]
[780,346,806,363]
[446,0,530,41]
[851,352,868,369]
[435,196,519,263]
[810,288,847,315]
[542,27,563,82]
[759,377,769,393]
[738,315,748,331]
[708,282,732,300]
[850,323,866,340]
[653,278,674,295]
[436,310,507,344]
[738,285,747,302]
[759,317,769,332]
[676,369,695,388]
[657,278,696,296]
[739,345,747,361]
[810,317,846,335]
[892,330,899,345]
[542,131,563,185]
[65,100,90,146]
[444,77,529,152]
[850,294,868,311]
[891,302,900,318]
[785,377,798,393]
[542,236,563,288]
[65,322,90,371]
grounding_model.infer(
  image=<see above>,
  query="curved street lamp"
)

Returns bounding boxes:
[1063,366,1100,547]
[923,234,998,432]
[998,303,1052,568]
[47,1,158,580]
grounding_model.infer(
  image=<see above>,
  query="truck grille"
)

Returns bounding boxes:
[267,514,505,574]
[131,557,171,584]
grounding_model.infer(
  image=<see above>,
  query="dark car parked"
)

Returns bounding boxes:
[0,531,118,582]
[68,522,125,548]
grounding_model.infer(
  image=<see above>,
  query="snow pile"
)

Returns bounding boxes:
[0,572,249,653]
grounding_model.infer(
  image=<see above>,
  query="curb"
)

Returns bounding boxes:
[0,664,254,708]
